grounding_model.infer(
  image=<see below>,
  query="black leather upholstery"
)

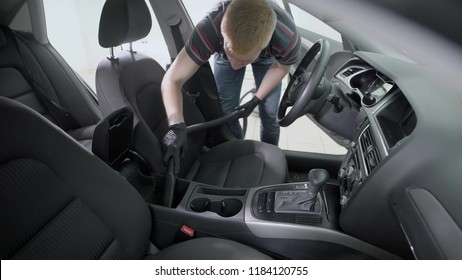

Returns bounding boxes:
[96,0,288,187]
[92,106,134,165]
[96,52,171,174]
[0,26,101,149]
[0,28,6,47]
[0,0,25,25]
[185,140,288,188]
[0,97,270,260]
[98,0,152,48]
[68,125,98,151]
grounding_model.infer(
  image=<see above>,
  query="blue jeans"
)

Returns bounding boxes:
[214,54,281,145]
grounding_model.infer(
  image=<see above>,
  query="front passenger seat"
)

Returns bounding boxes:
[95,0,288,188]
[0,97,270,260]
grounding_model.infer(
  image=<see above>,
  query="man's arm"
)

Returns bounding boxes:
[161,48,200,174]
[161,48,200,125]
[235,61,290,118]
[254,61,291,101]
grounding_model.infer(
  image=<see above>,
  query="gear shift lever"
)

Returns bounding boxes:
[308,169,329,195]
[274,168,330,212]
[301,169,330,210]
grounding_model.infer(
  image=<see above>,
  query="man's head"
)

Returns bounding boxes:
[221,0,277,69]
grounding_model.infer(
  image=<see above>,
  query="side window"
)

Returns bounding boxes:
[42,0,169,92]
[182,0,217,25]
[282,4,346,154]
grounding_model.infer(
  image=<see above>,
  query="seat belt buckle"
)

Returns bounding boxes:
[186,91,200,103]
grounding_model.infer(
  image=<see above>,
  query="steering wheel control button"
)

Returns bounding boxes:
[291,75,303,92]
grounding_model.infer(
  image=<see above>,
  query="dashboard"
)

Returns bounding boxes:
[333,59,417,206]
[322,51,462,259]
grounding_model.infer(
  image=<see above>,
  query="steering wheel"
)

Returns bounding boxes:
[277,39,331,127]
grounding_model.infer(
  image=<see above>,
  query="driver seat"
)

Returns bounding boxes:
[95,0,288,188]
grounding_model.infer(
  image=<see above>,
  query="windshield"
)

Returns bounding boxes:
[290,0,462,84]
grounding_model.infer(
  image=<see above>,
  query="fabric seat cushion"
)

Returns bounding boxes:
[0,98,151,259]
[147,237,271,260]
[68,124,96,150]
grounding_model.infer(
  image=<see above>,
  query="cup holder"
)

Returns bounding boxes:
[189,197,210,212]
[190,198,243,217]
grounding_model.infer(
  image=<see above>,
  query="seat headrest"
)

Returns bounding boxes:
[98,0,152,48]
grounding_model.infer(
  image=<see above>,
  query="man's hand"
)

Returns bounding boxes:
[236,96,262,118]
[162,123,187,175]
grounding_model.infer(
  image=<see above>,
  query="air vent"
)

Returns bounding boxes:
[341,67,362,78]
[360,126,382,174]
[295,214,322,225]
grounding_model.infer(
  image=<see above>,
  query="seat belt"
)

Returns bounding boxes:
[3,26,79,131]
[28,78,79,131]
[169,20,200,103]
[169,19,184,53]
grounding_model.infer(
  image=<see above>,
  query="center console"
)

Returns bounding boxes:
[249,169,340,231]
[250,182,340,229]
[144,168,397,259]
[182,170,339,229]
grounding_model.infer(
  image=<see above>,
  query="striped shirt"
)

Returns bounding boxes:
[185,0,301,66]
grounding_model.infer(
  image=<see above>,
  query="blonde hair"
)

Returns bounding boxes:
[221,0,277,56]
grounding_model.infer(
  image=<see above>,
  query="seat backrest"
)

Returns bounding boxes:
[0,16,102,151]
[0,97,151,259]
[96,0,205,177]
[0,26,101,129]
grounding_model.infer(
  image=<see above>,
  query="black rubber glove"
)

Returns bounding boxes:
[162,122,187,175]
[236,96,262,118]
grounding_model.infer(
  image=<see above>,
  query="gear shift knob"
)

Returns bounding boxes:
[299,169,329,211]
[308,168,330,194]
[273,169,330,213]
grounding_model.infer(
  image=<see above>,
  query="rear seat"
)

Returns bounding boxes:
[0,26,101,150]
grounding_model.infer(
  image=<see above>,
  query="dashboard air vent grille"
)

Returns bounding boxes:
[341,67,362,78]
[360,126,382,174]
